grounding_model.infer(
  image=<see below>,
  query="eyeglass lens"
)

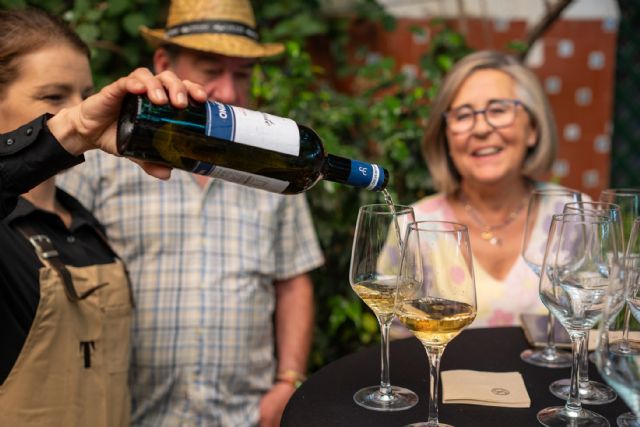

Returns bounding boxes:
[446,99,519,133]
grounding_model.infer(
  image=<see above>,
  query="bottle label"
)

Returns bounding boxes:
[347,161,385,191]
[191,161,290,193]
[205,102,300,156]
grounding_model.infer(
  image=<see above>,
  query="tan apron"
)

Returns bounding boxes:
[0,227,133,427]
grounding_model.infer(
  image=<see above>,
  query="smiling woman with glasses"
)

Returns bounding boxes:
[392,50,586,331]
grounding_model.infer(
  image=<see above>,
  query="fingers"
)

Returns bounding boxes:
[183,80,208,103]
[125,68,207,109]
[126,68,169,105]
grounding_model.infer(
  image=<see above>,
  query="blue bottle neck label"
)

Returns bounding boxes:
[347,160,385,191]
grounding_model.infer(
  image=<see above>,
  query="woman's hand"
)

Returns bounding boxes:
[47,67,207,179]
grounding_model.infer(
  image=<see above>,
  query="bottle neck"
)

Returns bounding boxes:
[324,154,387,191]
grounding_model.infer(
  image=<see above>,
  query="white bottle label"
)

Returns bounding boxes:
[205,101,300,156]
[191,162,290,193]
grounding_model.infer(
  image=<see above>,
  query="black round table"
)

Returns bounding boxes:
[282,327,630,426]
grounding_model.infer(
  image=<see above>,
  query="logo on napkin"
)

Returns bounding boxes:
[441,370,531,408]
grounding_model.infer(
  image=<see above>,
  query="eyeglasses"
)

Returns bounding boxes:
[442,99,524,134]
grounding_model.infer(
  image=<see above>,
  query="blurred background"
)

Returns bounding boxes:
[2,0,637,371]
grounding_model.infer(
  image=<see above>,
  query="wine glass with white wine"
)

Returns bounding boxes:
[349,204,419,411]
[395,221,477,426]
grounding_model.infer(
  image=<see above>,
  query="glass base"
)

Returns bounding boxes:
[405,423,453,427]
[520,347,572,368]
[537,406,609,426]
[549,378,617,405]
[618,411,640,427]
[353,385,418,412]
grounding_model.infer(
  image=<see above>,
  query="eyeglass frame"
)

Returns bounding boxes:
[441,99,525,134]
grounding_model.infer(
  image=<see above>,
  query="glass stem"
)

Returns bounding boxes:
[566,331,587,414]
[425,345,445,426]
[379,320,392,395]
[545,310,557,350]
[579,330,590,387]
[621,304,632,352]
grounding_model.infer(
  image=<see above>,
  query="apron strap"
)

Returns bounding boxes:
[90,227,136,308]
[14,223,108,302]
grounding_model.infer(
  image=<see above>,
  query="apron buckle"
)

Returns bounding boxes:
[27,234,60,259]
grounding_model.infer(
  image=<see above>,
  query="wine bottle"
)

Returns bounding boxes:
[116,95,388,194]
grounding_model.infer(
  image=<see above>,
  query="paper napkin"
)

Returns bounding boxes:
[441,370,531,408]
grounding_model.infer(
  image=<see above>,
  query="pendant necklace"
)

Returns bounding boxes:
[459,193,528,246]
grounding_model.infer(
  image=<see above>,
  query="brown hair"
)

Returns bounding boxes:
[0,8,90,96]
[422,50,558,195]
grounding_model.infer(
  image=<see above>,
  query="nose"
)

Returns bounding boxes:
[205,71,238,105]
[473,110,493,134]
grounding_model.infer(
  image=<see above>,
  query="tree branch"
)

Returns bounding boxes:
[518,0,574,61]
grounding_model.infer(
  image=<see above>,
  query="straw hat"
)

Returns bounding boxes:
[140,0,284,58]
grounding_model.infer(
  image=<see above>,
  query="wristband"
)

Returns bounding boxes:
[276,369,306,389]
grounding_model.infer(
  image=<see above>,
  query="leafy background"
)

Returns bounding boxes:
[1,0,504,371]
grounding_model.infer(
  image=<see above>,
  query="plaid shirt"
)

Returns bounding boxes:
[58,151,324,427]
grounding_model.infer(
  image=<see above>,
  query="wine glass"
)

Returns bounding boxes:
[349,204,419,411]
[395,221,477,426]
[600,189,640,242]
[537,213,619,426]
[595,252,640,427]
[600,189,640,425]
[520,188,581,368]
[600,190,640,347]
[545,201,623,404]
[610,218,640,427]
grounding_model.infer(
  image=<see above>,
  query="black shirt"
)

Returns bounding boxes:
[0,115,116,383]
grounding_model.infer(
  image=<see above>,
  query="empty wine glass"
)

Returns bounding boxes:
[396,221,477,426]
[600,189,640,241]
[545,201,624,404]
[521,188,581,368]
[537,213,619,426]
[595,252,640,427]
[349,204,419,411]
[600,189,640,425]
[600,190,640,344]
[610,218,640,427]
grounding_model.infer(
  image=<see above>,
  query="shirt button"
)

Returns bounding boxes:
[26,127,33,136]
[67,235,76,243]
[6,138,14,146]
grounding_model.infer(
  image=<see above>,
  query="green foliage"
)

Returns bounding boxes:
[2,0,469,371]
[0,0,162,88]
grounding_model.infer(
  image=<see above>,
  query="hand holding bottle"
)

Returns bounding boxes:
[47,67,207,179]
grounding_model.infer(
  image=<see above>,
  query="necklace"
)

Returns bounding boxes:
[459,193,528,246]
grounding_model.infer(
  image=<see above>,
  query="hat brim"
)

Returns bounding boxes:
[140,26,284,58]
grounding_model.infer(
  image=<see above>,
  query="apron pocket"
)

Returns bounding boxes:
[104,305,132,373]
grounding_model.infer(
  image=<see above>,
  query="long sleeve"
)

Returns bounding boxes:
[0,114,84,218]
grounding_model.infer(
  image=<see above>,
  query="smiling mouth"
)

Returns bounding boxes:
[472,147,503,157]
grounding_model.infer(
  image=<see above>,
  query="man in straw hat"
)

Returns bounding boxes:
[58,0,324,426]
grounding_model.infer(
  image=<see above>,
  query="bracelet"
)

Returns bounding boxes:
[276,377,303,389]
[276,369,306,389]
